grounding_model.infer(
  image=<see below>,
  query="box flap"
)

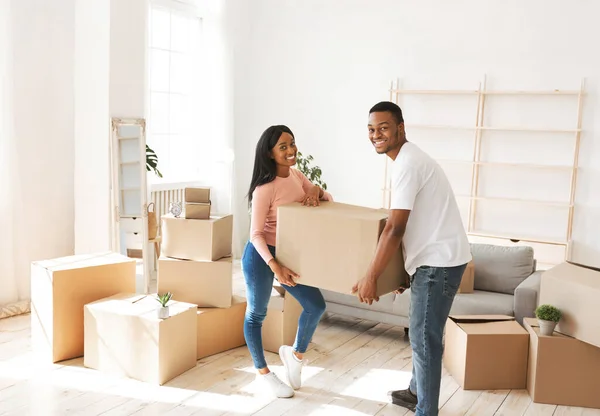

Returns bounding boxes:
[34,251,134,271]
[161,213,231,223]
[278,201,389,222]
[567,260,600,272]
[449,315,514,324]
[544,262,600,288]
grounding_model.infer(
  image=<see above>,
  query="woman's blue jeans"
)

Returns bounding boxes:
[241,241,326,369]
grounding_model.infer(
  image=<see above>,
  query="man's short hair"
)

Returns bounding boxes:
[369,101,404,124]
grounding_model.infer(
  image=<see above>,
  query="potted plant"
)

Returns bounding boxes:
[295,152,328,190]
[156,292,173,319]
[146,144,163,178]
[535,304,562,335]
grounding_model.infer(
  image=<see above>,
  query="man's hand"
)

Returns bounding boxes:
[269,260,300,287]
[301,186,321,207]
[393,285,408,295]
[352,276,379,305]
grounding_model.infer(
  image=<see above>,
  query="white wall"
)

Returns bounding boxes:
[232,0,600,267]
[74,0,148,254]
[74,0,110,253]
[10,0,76,299]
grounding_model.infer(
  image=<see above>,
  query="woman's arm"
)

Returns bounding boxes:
[249,185,275,265]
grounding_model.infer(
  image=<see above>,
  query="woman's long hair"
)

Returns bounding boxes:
[247,125,295,207]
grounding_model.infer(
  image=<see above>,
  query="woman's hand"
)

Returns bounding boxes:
[269,260,300,287]
[301,186,322,207]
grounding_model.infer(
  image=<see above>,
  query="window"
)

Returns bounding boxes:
[147,1,206,184]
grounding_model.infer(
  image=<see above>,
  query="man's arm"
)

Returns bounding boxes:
[364,209,410,283]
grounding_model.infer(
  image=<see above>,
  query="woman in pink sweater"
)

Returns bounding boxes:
[242,125,333,398]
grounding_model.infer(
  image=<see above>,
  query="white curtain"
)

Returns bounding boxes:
[0,0,29,318]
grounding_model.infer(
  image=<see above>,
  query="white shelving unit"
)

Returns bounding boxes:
[110,117,151,293]
[383,76,586,268]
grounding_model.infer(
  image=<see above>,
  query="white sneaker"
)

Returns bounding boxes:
[279,345,303,390]
[260,371,294,398]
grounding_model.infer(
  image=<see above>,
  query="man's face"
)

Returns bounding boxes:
[368,111,404,155]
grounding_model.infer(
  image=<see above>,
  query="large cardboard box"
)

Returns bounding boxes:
[276,202,409,297]
[262,283,303,354]
[158,256,232,308]
[161,214,233,261]
[197,295,246,359]
[84,293,197,385]
[524,318,600,408]
[443,315,529,390]
[30,252,136,363]
[457,261,474,294]
[539,261,600,348]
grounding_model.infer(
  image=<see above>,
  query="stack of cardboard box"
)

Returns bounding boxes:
[158,186,246,361]
[526,261,600,408]
[442,261,600,410]
[159,186,302,359]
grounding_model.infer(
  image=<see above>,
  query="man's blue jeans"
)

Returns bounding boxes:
[241,241,326,369]
[408,263,467,416]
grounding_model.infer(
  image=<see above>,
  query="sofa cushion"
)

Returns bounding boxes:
[321,288,396,314]
[392,288,514,318]
[450,290,514,316]
[471,243,534,295]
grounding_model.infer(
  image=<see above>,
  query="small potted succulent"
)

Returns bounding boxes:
[535,304,562,336]
[156,292,173,319]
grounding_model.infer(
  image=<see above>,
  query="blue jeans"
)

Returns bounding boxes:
[408,263,467,416]
[241,241,326,370]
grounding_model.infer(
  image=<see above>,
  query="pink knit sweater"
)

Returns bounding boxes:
[250,168,333,264]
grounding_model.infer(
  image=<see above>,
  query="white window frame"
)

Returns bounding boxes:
[146,0,208,187]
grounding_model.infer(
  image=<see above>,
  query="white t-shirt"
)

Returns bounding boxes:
[390,142,472,276]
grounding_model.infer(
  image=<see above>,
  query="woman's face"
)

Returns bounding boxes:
[270,132,297,167]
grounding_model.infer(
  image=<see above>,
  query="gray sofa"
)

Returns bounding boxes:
[322,243,543,329]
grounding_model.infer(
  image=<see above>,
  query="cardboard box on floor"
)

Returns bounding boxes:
[524,318,600,408]
[158,256,233,308]
[539,261,600,348]
[30,252,136,363]
[443,315,529,390]
[276,202,409,297]
[457,261,474,294]
[262,283,303,354]
[197,295,246,359]
[161,214,233,261]
[84,293,197,385]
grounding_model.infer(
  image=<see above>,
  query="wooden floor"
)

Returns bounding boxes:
[1,312,599,416]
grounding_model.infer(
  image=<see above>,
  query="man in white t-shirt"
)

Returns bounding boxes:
[352,101,472,416]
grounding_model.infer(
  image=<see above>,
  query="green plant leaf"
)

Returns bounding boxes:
[535,304,562,322]
[295,152,328,191]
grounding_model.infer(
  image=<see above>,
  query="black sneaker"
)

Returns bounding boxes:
[389,388,417,412]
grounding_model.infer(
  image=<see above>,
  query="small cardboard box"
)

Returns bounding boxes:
[184,202,211,220]
[162,214,233,262]
[262,283,303,354]
[276,202,409,297]
[539,261,600,348]
[157,256,232,308]
[524,318,600,408]
[30,252,136,363]
[457,261,474,294]
[443,315,529,390]
[84,293,197,385]
[185,187,210,203]
[197,295,247,359]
